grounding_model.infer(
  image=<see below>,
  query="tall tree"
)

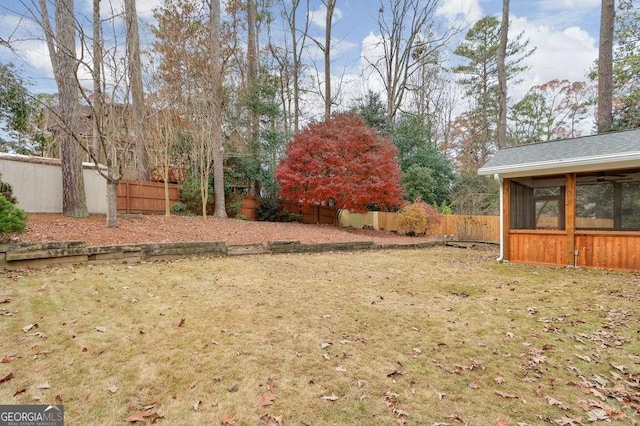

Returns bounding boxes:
[210,0,227,217]
[365,0,460,123]
[277,0,309,133]
[597,0,615,133]
[612,0,640,129]
[0,63,34,153]
[454,15,533,166]
[39,0,88,218]
[497,0,509,149]
[509,80,592,144]
[323,0,335,121]
[125,0,148,180]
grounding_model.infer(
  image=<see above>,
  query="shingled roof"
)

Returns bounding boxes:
[478,128,640,177]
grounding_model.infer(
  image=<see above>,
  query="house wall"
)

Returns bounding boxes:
[0,154,107,214]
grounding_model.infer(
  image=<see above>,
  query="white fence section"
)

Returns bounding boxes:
[0,154,107,214]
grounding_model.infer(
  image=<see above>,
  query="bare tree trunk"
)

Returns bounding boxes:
[597,0,615,133]
[92,0,102,161]
[210,0,227,218]
[323,0,335,121]
[106,177,118,227]
[41,0,88,218]
[163,143,170,217]
[247,0,260,195]
[125,0,148,179]
[497,0,509,149]
[278,0,309,133]
[367,0,461,124]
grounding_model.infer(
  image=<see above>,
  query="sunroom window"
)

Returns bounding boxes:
[576,170,640,230]
[510,177,565,230]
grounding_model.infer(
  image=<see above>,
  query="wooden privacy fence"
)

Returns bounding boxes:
[339,211,501,242]
[117,180,180,214]
[280,201,337,225]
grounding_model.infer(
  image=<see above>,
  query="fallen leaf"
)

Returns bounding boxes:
[574,354,592,363]
[495,390,519,399]
[610,363,625,372]
[357,380,365,388]
[54,395,63,404]
[0,298,10,303]
[386,369,404,378]
[498,420,508,426]
[13,388,26,397]
[585,409,608,421]
[192,400,201,411]
[0,372,14,384]
[22,323,38,333]
[322,353,330,360]
[188,381,197,390]
[266,378,275,392]
[468,378,481,389]
[553,416,583,426]
[227,383,239,393]
[321,342,331,349]
[109,385,118,394]
[127,410,155,423]
[494,376,505,384]
[259,392,276,407]
[545,395,568,410]
[221,413,238,425]
[178,319,185,327]
[1,355,16,363]
[321,394,339,401]
[94,326,107,333]
[335,366,346,373]
[436,391,446,401]
[259,413,282,426]
[37,382,51,389]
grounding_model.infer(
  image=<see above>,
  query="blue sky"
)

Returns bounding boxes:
[0,0,603,113]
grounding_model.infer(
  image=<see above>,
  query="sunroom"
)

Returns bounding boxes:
[478,128,640,270]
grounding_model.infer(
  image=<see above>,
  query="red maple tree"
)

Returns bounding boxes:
[276,114,405,213]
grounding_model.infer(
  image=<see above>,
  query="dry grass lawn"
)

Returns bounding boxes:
[0,247,639,425]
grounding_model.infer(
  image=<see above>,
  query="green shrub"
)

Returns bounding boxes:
[0,173,17,204]
[281,211,303,223]
[256,197,279,221]
[171,202,194,216]
[179,177,213,215]
[0,194,27,237]
[397,201,442,236]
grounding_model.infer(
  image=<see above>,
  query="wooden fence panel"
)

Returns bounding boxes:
[433,215,500,242]
[117,180,179,214]
[280,201,337,225]
[338,211,500,242]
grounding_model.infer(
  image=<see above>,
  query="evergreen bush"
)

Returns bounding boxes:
[0,194,27,237]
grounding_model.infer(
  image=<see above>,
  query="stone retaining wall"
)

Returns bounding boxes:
[0,240,441,269]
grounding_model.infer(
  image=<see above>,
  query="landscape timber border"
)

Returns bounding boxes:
[0,240,445,270]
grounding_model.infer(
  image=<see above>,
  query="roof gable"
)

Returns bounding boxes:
[478,128,640,177]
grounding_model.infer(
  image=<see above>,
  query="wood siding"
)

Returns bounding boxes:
[508,231,568,265]
[117,180,179,214]
[575,232,640,270]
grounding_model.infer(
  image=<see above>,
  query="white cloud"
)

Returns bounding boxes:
[510,15,598,100]
[308,4,343,29]
[435,0,483,28]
